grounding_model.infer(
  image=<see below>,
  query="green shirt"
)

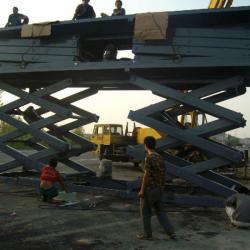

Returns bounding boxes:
[144,152,165,189]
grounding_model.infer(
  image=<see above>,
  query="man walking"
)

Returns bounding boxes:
[137,136,176,240]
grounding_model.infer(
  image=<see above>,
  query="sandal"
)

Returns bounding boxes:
[168,233,177,240]
[137,234,152,240]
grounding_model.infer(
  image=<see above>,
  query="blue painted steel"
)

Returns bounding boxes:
[0,7,249,88]
[128,75,247,203]
[163,194,224,208]
[130,76,244,125]
[0,175,225,208]
[0,80,98,174]
[0,6,249,207]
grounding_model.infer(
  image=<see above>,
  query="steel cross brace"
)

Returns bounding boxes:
[128,76,247,205]
[0,175,225,208]
[0,79,99,174]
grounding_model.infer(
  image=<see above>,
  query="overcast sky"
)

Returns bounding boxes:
[0,0,250,137]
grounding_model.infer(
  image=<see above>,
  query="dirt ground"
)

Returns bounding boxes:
[1,181,250,250]
[0,152,250,250]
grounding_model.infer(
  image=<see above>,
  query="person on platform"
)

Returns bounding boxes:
[101,0,126,17]
[112,0,126,16]
[73,0,96,20]
[6,7,29,27]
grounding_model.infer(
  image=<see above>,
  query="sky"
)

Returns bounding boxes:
[0,0,250,137]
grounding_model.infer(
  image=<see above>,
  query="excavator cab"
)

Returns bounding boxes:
[91,124,124,146]
[91,124,136,160]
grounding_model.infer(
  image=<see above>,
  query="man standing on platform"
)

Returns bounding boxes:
[73,0,96,20]
[6,7,29,27]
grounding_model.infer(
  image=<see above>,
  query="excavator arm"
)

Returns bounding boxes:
[209,0,233,8]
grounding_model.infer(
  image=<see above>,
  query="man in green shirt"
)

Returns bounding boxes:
[138,136,176,240]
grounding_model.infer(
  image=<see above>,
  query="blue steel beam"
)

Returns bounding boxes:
[130,76,244,125]
[0,6,249,207]
[0,142,44,171]
[0,7,249,40]
[164,160,236,197]
[129,111,242,163]
[0,148,58,173]
[0,79,98,175]
[183,158,230,174]
[127,118,241,163]
[0,175,225,208]
[159,151,243,190]
[0,7,249,88]
[128,76,244,116]
[0,112,69,152]
[127,73,246,202]
[0,79,73,113]
[0,81,72,117]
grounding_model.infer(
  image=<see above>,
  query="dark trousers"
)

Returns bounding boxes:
[40,186,58,201]
[141,187,174,237]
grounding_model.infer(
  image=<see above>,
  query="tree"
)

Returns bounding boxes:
[73,127,85,137]
[0,91,16,134]
[0,92,26,147]
[226,134,241,147]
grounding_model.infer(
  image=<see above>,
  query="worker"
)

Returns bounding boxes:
[14,106,66,142]
[112,0,126,16]
[225,186,250,228]
[101,0,126,17]
[73,0,96,20]
[101,1,126,60]
[6,7,29,27]
[40,158,68,202]
[137,136,176,240]
[21,106,41,124]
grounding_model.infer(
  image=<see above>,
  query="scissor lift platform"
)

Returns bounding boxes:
[0,6,249,206]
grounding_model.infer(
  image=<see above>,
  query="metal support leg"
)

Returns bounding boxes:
[128,76,247,205]
[0,79,99,174]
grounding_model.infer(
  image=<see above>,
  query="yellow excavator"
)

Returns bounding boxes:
[91,123,163,164]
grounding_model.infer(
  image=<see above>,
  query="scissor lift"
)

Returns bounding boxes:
[0,79,98,174]
[128,76,246,200]
[0,6,249,206]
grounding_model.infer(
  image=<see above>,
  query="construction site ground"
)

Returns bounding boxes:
[0,152,250,250]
